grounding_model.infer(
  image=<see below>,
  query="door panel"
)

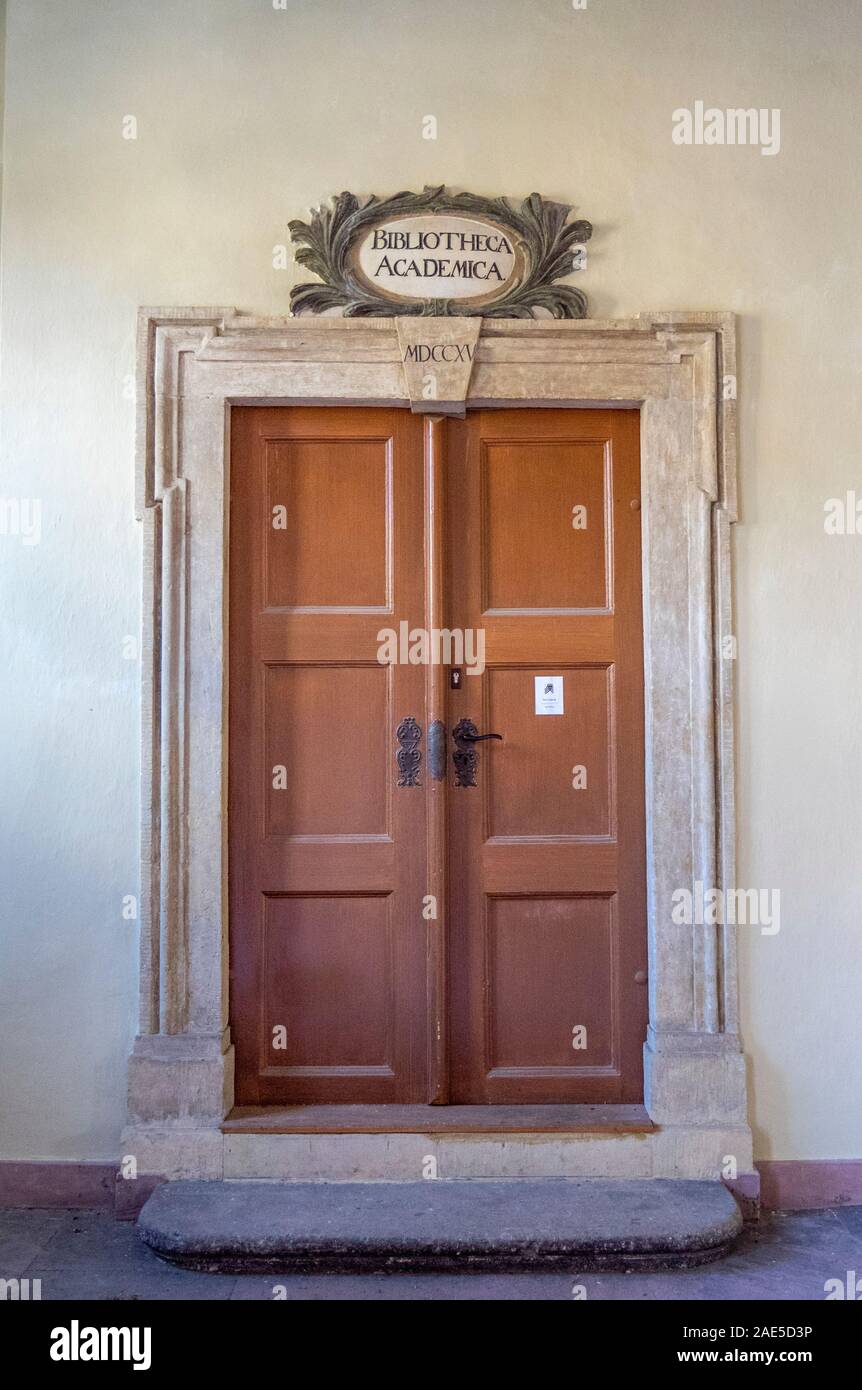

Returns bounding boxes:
[483,439,610,611]
[230,407,428,1104]
[485,895,615,1071]
[264,664,389,837]
[447,409,647,1103]
[485,664,613,838]
[262,894,394,1071]
[263,436,390,609]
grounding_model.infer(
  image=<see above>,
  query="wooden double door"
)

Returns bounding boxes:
[230,405,647,1107]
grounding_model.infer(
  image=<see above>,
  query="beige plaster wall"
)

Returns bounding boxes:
[0,0,859,1161]
[0,0,6,314]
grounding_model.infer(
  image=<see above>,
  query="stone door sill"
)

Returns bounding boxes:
[222,1103,654,1135]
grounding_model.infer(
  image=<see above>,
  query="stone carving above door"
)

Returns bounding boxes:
[288,187,592,319]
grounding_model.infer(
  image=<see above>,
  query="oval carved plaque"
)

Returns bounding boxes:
[288,187,592,318]
[353,214,523,306]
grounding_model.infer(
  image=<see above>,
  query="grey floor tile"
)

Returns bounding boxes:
[686,1271,834,1301]
[0,1209,71,1235]
[834,1205,862,1248]
[16,1211,235,1301]
[230,1272,575,1300]
[3,1206,860,1302]
[0,1208,74,1276]
[716,1212,860,1278]
[32,1270,236,1302]
[581,1262,826,1302]
[580,1268,708,1301]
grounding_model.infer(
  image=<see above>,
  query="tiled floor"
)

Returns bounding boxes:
[2,1205,861,1301]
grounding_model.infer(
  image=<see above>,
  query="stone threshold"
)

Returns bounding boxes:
[138,1177,741,1274]
[223,1103,654,1135]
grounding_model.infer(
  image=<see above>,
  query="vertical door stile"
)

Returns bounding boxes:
[424,416,449,1102]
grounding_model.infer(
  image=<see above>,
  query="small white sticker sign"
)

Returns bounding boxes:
[535,675,564,715]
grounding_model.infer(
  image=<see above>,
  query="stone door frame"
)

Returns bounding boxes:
[125,308,752,1183]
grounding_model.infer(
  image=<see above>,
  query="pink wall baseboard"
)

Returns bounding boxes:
[0,1160,116,1209]
[1,1157,860,1217]
[757,1160,862,1211]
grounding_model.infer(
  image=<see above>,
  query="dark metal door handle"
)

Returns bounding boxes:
[452,718,503,787]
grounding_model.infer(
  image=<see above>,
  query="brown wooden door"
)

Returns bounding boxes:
[229,405,647,1107]
[230,407,429,1103]
[446,409,648,1102]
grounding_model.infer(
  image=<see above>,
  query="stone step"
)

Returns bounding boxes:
[137,1177,742,1274]
[222,1128,656,1181]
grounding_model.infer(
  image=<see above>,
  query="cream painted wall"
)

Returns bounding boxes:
[0,0,6,312]
[0,0,859,1162]
[0,1,6,229]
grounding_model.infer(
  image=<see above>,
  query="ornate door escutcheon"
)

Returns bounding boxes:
[452,718,478,787]
[395,716,422,786]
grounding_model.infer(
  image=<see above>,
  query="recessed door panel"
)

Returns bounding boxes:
[486,896,615,1074]
[264,437,391,610]
[482,439,609,612]
[264,664,390,838]
[261,894,393,1076]
[485,665,613,839]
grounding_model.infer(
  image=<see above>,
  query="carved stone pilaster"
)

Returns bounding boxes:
[131,311,236,1148]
